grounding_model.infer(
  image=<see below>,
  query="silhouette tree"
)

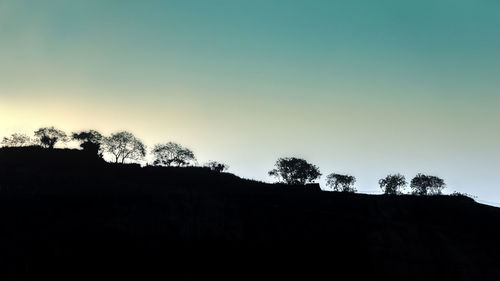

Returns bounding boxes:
[205,161,229,173]
[1,133,32,147]
[379,174,407,195]
[410,173,446,195]
[72,130,103,156]
[34,127,68,149]
[326,173,356,192]
[151,142,196,167]
[268,157,321,185]
[103,131,146,163]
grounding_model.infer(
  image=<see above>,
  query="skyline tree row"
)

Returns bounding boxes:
[268,157,446,195]
[2,127,446,195]
[1,127,227,173]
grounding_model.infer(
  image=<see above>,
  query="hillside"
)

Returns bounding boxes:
[0,147,499,280]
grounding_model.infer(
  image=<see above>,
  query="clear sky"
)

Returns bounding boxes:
[1,0,499,202]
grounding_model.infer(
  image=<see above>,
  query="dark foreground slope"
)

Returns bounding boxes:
[0,147,499,281]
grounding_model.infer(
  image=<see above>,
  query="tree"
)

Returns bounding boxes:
[72,130,103,155]
[379,174,407,195]
[151,142,196,167]
[103,131,146,163]
[1,133,32,147]
[410,173,446,195]
[34,127,68,149]
[326,173,356,192]
[268,157,321,185]
[205,161,229,173]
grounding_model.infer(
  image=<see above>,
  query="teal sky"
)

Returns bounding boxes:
[1,1,499,202]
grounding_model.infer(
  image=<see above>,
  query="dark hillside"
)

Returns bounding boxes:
[0,147,499,280]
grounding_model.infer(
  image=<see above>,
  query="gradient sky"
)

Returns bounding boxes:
[1,0,499,203]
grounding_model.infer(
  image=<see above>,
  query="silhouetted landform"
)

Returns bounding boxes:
[0,147,499,281]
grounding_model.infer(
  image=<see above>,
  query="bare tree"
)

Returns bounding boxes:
[268,157,321,185]
[1,133,32,147]
[410,173,446,195]
[151,142,196,167]
[103,131,146,163]
[326,173,356,192]
[379,174,407,195]
[34,127,68,149]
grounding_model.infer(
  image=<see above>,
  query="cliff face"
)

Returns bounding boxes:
[0,147,498,281]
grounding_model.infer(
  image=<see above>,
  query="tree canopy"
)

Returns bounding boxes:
[410,173,446,195]
[204,161,229,173]
[268,157,321,185]
[379,174,407,195]
[1,133,32,147]
[72,130,104,155]
[103,131,146,163]
[151,142,196,167]
[72,130,103,145]
[34,127,68,149]
[326,173,356,192]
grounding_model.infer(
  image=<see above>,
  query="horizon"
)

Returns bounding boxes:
[2,126,499,207]
[1,1,499,203]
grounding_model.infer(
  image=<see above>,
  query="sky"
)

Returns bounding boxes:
[1,0,499,202]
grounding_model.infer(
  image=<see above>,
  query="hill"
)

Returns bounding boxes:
[0,147,499,280]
